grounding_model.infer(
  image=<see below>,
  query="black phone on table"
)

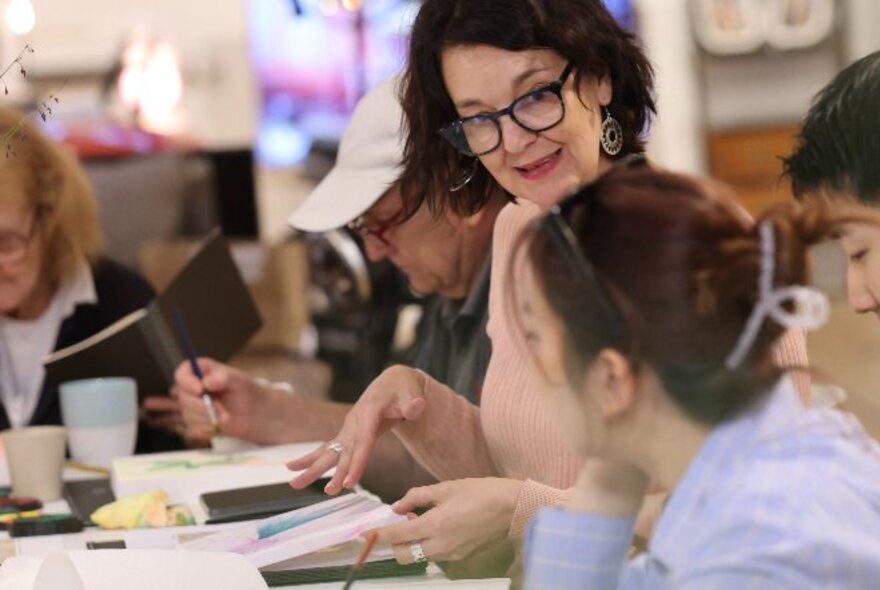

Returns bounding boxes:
[201,478,350,524]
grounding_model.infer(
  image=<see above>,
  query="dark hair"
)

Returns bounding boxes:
[399,0,656,217]
[783,50,880,203]
[517,166,844,425]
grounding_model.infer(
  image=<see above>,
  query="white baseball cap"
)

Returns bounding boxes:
[288,76,404,232]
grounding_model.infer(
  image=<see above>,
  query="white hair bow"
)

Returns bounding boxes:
[724,220,830,370]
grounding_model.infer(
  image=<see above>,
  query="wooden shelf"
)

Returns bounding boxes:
[707,125,800,216]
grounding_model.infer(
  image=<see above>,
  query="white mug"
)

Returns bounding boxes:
[1,426,66,500]
[59,377,138,468]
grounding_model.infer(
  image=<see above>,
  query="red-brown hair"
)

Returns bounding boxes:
[515,165,849,424]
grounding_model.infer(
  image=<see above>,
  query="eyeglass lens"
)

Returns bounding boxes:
[461,89,565,155]
[442,62,574,156]
[350,207,404,244]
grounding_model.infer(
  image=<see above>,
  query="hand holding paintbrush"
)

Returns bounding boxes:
[171,310,221,437]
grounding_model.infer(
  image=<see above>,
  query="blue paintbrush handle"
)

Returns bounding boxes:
[171,310,219,433]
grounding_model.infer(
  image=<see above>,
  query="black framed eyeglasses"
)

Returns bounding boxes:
[439,61,575,157]
[540,154,648,336]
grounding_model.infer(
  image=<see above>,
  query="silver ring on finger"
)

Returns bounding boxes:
[410,541,428,564]
[326,440,344,455]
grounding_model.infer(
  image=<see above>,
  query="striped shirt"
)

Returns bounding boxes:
[523,377,880,589]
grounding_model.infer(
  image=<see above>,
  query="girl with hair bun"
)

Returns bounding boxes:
[518,161,880,589]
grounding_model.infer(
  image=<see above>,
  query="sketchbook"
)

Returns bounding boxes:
[43,228,262,399]
[177,493,405,569]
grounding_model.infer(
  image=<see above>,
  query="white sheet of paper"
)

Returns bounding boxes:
[14,537,66,560]
[0,557,42,590]
[122,528,180,550]
[32,550,268,590]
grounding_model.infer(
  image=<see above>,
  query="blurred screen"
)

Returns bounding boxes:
[248,0,634,166]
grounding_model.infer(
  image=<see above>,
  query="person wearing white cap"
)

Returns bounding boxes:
[169,76,504,499]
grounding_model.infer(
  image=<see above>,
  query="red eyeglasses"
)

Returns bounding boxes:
[347,206,405,246]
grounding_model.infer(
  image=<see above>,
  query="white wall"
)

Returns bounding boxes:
[701,48,842,130]
[636,0,707,174]
[635,0,880,173]
[845,0,880,58]
[3,0,258,149]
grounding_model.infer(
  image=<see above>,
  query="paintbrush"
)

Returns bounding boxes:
[171,310,220,436]
[342,531,380,589]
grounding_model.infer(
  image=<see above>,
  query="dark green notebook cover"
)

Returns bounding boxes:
[261,559,427,586]
[43,228,262,398]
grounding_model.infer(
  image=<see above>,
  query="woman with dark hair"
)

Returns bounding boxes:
[518,162,880,588]
[289,0,807,570]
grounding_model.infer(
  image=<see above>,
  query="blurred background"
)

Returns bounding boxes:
[2,0,878,433]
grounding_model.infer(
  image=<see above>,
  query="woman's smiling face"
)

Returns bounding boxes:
[441,45,613,207]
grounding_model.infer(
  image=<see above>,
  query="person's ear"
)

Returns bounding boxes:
[447,206,488,231]
[587,349,637,419]
[460,209,482,228]
[595,68,613,108]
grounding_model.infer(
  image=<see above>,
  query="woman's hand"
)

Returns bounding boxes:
[374,478,523,564]
[286,365,428,494]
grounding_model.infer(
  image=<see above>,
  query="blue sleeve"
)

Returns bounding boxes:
[523,507,640,590]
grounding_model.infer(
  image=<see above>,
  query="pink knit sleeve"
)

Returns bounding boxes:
[396,200,582,527]
[773,328,810,405]
[509,481,573,537]
[393,374,499,481]
[392,201,548,482]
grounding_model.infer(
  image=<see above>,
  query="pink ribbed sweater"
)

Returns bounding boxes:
[394,199,809,537]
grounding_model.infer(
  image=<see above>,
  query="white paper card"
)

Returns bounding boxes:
[14,537,66,560]
[31,550,268,590]
[0,557,42,590]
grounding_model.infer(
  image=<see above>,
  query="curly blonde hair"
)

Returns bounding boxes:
[0,105,102,285]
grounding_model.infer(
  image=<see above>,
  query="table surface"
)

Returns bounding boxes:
[3,528,507,589]
[0,455,509,590]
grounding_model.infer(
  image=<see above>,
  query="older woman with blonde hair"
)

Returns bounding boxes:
[0,105,166,443]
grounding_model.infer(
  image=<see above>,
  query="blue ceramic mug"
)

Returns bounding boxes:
[59,377,138,468]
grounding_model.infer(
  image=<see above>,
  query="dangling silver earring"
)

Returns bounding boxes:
[600,107,623,156]
[449,158,479,192]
